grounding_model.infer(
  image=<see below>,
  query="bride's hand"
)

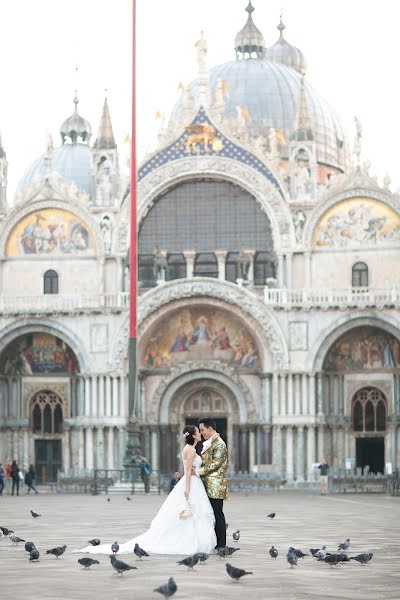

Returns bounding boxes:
[184,489,189,499]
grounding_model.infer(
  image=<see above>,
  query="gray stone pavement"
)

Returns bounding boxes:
[1,490,400,600]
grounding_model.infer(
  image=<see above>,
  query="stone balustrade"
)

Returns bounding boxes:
[0,292,130,315]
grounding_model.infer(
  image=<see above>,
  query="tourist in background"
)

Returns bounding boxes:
[0,463,5,496]
[10,460,21,496]
[169,471,181,493]
[139,457,151,493]
[25,464,38,495]
[318,458,329,495]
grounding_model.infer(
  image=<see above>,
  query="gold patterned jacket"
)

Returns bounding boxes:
[199,433,228,500]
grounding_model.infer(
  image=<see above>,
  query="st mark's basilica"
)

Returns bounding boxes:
[0,2,400,483]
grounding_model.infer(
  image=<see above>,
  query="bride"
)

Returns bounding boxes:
[78,425,216,555]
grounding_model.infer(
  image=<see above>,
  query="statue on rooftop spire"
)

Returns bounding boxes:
[354,116,362,166]
[195,31,208,74]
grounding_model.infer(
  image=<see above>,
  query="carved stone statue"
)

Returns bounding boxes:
[153,246,167,281]
[100,215,113,254]
[293,210,306,243]
[237,249,251,280]
[96,156,113,206]
[295,164,311,196]
[195,30,208,74]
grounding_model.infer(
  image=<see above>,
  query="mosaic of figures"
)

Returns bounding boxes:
[313,198,400,248]
[323,327,400,371]
[6,209,95,256]
[0,333,79,375]
[143,307,259,369]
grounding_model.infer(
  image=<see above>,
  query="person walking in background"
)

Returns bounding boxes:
[169,471,181,493]
[25,464,38,495]
[10,460,20,496]
[318,458,329,495]
[139,457,151,493]
[0,463,5,496]
[5,459,11,495]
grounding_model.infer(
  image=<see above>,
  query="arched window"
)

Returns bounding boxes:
[138,254,156,288]
[254,252,276,285]
[193,253,218,278]
[30,392,63,434]
[352,262,368,288]
[166,253,186,281]
[351,387,387,433]
[43,270,59,294]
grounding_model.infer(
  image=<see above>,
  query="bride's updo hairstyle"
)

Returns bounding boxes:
[182,425,197,445]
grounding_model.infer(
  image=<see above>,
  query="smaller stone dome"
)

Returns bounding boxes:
[234,0,266,59]
[266,16,307,75]
[60,93,92,144]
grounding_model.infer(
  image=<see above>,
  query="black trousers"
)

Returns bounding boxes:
[209,498,226,548]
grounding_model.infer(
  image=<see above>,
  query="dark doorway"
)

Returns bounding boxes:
[185,417,228,451]
[356,437,384,474]
[35,439,62,483]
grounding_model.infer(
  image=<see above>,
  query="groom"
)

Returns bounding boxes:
[197,417,228,550]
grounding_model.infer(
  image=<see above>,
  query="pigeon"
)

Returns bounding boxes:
[350,552,373,565]
[134,543,149,560]
[310,548,320,556]
[226,563,253,581]
[30,510,41,519]
[233,530,240,542]
[9,533,25,543]
[154,577,177,598]
[25,541,36,553]
[314,545,327,560]
[269,546,278,559]
[88,538,101,546]
[338,538,350,551]
[107,498,111,502]
[78,557,100,569]
[46,545,67,558]
[177,554,199,570]
[288,546,308,559]
[29,549,40,562]
[218,547,230,559]
[0,531,4,540]
[110,554,137,575]
[267,512,276,519]
[336,553,350,563]
[197,552,209,564]
[286,551,298,568]
[0,527,12,536]
[324,554,341,567]
[227,547,240,556]
[111,541,119,555]
[126,497,132,501]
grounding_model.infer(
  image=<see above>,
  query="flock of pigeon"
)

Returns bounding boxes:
[1,507,374,597]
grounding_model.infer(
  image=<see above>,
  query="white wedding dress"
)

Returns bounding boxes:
[78,454,216,555]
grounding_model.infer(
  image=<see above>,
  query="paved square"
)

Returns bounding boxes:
[1,491,400,600]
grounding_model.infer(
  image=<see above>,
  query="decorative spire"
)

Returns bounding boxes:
[353,116,362,166]
[266,14,307,75]
[234,1,266,59]
[277,13,285,39]
[94,95,116,149]
[293,77,313,141]
[60,91,92,144]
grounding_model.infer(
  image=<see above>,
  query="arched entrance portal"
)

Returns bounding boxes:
[31,390,64,483]
[184,388,228,446]
[352,387,387,474]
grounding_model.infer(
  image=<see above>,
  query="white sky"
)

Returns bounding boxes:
[1,0,400,200]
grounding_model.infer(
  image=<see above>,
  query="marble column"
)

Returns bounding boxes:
[91,376,98,417]
[316,374,323,416]
[112,377,119,416]
[151,428,159,472]
[317,425,325,462]
[277,253,284,287]
[120,376,127,418]
[85,427,94,470]
[98,376,105,417]
[243,249,256,283]
[286,427,294,482]
[78,428,85,470]
[309,374,316,416]
[285,253,293,289]
[23,429,29,471]
[84,377,91,417]
[294,374,301,415]
[249,429,255,471]
[63,428,71,472]
[272,373,279,416]
[262,375,271,422]
[307,426,316,480]
[337,427,345,470]
[107,428,114,469]
[214,250,228,281]
[296,426,304,481]
[279,374,287,416]
[183,250,196,279]
[273,426,282,471]
[105,376,112,416]
[97,427,105,469]
[118,428,126,469]
[287,374,294,415]
[301,374,308,415]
